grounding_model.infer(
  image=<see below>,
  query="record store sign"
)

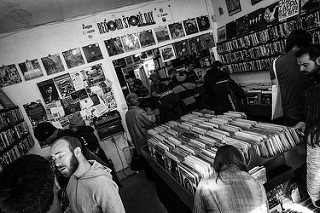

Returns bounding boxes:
[96,11,156,34]
[278,0,299,21]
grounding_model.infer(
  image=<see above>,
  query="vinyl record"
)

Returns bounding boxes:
[197,16,210,31]
[183,19,199,35]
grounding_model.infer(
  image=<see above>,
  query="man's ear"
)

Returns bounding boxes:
[316,57,320,66]
[74,147,81,157]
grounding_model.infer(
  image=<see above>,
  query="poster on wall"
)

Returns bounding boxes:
[41,54,65,75]
[183,19,199,35]
[188,36,202,54]
[62,48,85,69]
[301,0,320,13]
[263,3,279,24]
[70,71,85,91]
[121,33,141,52]
[168,22,185,39]
[278,0,299,21]
[139,30,156,48]
[159,44,176,62]
[154,26,171,43]
[197,16,210,31]
[81,63,106,87]
[61,96,81,116]
[104,37,125,56]
[23,100,47,128]
[37,79,60,104]
[82,43,103,63]
[54,73,76,98]
[225,0,242,16]
[217,26,227,42]
[19,59,43,81]
[173,40,190,57]
[0,64,22,87]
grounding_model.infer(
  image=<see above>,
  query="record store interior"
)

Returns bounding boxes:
[1,0,320,212]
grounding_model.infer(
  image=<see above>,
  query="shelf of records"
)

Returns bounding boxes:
[145,110,302,195]
[0,106,24,130]
[0,121,30,152]
[0,134,34,173]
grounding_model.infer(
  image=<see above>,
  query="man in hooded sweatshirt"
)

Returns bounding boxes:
[51,135,125,213]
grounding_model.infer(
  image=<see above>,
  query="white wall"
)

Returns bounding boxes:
[0,0,213,171]
[210,0,279,84]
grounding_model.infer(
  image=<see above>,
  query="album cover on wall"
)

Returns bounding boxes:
[104,37,125,56]
[197,16,210,31]
[188,36,202,53]
[0,64,22,87]
[23,100,47,129]
[159,44,176,62]
[168,22,185,39]
[139,30,156,48]
[19,59,44,81]
[61,96,81,116]
[200,33,215,50]
[154,26,171,43]
[37,79,60,104]
[82,43,103,63]
[62,48,85,69]
[174,40,190,57]
[81,64,106,87]
[41,54,65,76]
[217,26,227,42]
[183,19,199,35]
[54,73,76,98]
[121,33,141,52]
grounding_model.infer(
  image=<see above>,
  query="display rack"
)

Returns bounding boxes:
[0,106,34,173]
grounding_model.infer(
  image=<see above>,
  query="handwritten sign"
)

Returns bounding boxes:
[278,0,299,21]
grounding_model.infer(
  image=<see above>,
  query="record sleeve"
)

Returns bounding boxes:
[104,37,124,56]
[168,22,185,39]
[173,40,190,58]
[183,18,199,35]
[200,33,215,50]
[121,33,141,52]
[54,73,76,98]
[159,44,176,62]
[197,16,210,31]
[19,59,43,81]
[37,79,60,104]
[154,26,171,43]
[41,54,65,76]
[178,164,198,195]
[82,43,103,63]
[139,30,156,48]
[62,48,85,69]
[0,64,22,87]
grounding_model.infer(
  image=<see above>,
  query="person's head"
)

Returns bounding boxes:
[134,78,143,87]
[184,60,194,72]
[295,44,320,77]
[50,136,83,177]
[126,93,139,107]
[285,30,312,53]
[47,87,53,93]
[213,145,247,177]
[149,73,160,83]
[158,82,169,93]
[212,61,224,70]
[0,154,61,213]
[34,122,57,146]
[69,113,85,130]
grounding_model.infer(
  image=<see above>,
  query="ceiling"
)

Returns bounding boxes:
[0,0,154,34]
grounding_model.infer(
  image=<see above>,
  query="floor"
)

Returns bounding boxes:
[118,168,168,213]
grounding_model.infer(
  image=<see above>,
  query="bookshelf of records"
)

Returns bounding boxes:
[0,106,34,173]
[216,3,320,75]
[144,109,305,210]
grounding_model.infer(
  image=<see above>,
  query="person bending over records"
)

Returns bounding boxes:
[193,145,268,213]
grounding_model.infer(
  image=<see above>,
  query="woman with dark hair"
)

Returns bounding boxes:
[193,145,268,213]
[304,84,320,207]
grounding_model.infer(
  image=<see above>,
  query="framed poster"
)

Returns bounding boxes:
[0,64,22,87]
[62,48,85,69]
[82,43,103,63]
[139,30,156,48]
[217,26,227,42]
[154,26,171,43]
[168,22,185,39]
[159,44,176,62]
[41,54,65,75]
[225,0,242,16]
[19,59,43,81]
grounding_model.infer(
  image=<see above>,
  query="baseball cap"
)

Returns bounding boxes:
[34,122,56,141]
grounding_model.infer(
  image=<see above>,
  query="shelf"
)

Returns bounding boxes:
[0,132,30,156]
[0,106,18,113]
[264,165,294,192]
[0,119,24,132]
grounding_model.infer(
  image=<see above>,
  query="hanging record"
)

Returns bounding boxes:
[197,16,210,31]
[183,18,199,35]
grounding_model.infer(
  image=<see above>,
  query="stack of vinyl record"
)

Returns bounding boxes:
[249,166,267,184]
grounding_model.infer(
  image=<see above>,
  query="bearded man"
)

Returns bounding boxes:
[50,136,125,213]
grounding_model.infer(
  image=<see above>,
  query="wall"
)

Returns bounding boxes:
[0,0,214,171]
[210,0,279,84]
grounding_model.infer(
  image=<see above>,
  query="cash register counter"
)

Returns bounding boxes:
[141,144,307,213]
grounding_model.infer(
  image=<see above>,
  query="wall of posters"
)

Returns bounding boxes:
[41,54,65,75]
[19,59,43,81]
[0,64,22,87]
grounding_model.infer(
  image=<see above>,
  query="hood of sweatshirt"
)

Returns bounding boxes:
[77,160,112,180]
